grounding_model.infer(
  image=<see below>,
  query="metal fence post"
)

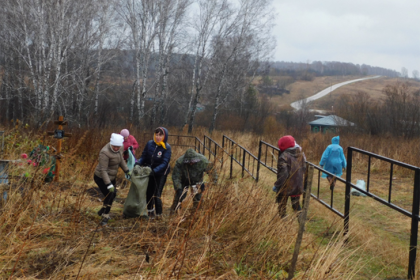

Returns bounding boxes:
[221,136,225,166]
[230,142,233,179]
[208,138,211,160]
[194,138,198,153]
[0,131,4,157]
[242,149,246,178]
[203,138,206,156]
[344,147,352,235]
[214,144,217,163]
[256,141,262,182]
[408,169,420,279]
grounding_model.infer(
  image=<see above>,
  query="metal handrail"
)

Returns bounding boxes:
[203,135,223,163]
[222,135,258,179]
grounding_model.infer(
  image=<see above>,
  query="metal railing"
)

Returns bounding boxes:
[222,135,259,179]
[169,134,204,154]
[345,147,420,279]
[203,135,223,163]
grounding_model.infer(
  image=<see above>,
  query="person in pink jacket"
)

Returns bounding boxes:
[120,129,139,161]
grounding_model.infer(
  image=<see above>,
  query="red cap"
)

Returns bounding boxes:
[278,135,295,151]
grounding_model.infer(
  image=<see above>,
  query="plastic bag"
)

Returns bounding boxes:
[123,165,151,218]
[126,149,136,178]
[351,179,367,197]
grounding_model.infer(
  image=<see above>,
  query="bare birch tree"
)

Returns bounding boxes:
[208,0,275,133]
[118,0,160,123]
[151,0,190,126]
[183,0,234,133]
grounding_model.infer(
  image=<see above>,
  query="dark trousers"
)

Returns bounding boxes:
[171,183,205,211]
[146,174,168,215]
[94,175,116,214]
[276,195,301,218]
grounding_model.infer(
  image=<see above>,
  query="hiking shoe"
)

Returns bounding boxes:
[148,208,156,219]
[97,207,105,217]
[101,217,110,226]
[101,214,110,226]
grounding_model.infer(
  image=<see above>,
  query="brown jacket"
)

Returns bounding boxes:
[94,143,129,185]
[274,147,306,196]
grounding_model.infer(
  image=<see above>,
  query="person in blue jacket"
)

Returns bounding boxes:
[136,127,171,219]
[319,136,347,191]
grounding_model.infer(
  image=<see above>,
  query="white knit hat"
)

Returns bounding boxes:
[110,133,124,146]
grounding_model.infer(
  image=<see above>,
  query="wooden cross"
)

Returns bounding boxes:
[47,116,72,182]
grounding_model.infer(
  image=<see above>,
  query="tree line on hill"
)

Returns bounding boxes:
[270,61,400,79]
[1,0,414,137]
[0,0,274,132]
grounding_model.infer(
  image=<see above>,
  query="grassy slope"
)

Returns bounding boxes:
[0,127,419,279]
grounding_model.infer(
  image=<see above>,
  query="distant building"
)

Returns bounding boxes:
[308,115,355,133]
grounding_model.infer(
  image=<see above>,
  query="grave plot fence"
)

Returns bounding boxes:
[222,135,259,179]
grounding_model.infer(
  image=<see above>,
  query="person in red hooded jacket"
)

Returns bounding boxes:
[120,129,139,161]
[273,135,306,218]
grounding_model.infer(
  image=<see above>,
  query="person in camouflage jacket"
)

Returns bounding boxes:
[170,148,216,212]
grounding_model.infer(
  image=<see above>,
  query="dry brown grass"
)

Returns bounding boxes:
[0,126,419,279]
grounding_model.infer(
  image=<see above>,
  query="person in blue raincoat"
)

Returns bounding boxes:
[319,136,346,190]
[135,127,171,219]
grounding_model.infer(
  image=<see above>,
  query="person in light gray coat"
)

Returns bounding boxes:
[94,133,130,225]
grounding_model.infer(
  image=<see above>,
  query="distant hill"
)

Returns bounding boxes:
[269,61,399,78]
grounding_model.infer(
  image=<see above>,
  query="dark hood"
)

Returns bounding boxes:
[155,127,169,143]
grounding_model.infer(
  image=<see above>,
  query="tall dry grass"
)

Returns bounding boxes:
[0,125,418,279]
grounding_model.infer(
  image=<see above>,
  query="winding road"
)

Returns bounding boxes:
[290,75,381,110]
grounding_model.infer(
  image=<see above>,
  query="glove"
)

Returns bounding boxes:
[107,184,115,193]
[125,169,131,179]
[149,169,155,177]
[128,146,133,151]
[123,150,128,156]
[272,186,279,192]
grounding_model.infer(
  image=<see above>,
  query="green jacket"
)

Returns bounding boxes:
[172,149,216,190]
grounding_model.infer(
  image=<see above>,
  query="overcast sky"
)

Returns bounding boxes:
[271,0,420,77]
